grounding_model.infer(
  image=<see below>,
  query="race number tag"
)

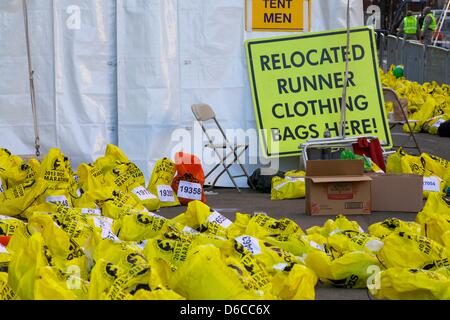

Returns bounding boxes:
[0,179,4,193]
[235,235,262,255]
[423,176,441,192]
[46,195,70,207]
[93,216,120,241]
[207,211,233,229]
[177,181,202,200]
[157,185,175,202]
[132,186,157,201]
[81,208,101,216]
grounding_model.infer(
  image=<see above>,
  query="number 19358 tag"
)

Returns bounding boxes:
[177,181,202,200]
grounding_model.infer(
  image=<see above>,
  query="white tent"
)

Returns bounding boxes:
[0,0,363,186]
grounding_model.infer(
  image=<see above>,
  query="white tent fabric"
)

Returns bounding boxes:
[0,0,118,166]
[0,0,363,186]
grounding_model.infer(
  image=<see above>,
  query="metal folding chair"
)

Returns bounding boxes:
[383,87,422,155]
[191,103,254,192]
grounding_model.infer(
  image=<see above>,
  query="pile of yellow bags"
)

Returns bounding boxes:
[0,145,449,300]
[386,148,450,197]
[380,67,450,134]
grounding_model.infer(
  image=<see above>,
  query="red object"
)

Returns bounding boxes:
[171,152,206,205]
[0,236,11,247]
[352,138,386,172]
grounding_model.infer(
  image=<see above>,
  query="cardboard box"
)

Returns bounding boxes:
[367,173,423,212]
[306,160,372,215]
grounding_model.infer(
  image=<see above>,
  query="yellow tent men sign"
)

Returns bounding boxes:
[246,27,392,157]
[246,0,308,31]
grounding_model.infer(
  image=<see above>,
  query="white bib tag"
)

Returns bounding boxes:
[235,235,262,255]
[46,195,69,207]
[177,181,202,200]
[423,176,441,192]
[132,186,157,201]
[157,185,175,202]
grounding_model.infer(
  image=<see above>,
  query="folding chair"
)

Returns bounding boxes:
[382,87,422,155]
[191,103,254,192]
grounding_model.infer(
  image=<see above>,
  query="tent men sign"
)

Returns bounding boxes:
[246,0,309,31]
[246,27,392,157]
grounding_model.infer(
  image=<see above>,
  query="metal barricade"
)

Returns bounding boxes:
[424,46,448,84]
[403,41,425,83]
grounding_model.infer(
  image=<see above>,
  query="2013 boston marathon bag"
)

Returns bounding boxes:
[171,153,206,205]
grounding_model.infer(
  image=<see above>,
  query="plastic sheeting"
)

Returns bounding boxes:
[117,0,364,186]
[0,0,117,166]
[0,0,363,186]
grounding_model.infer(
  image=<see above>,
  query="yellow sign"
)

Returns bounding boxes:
[246,0,307,31]
[245,27,392,157]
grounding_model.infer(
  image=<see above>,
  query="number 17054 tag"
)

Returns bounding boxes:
[177,181,202,200]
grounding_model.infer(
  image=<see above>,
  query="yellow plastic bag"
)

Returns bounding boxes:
[0,178,47,217]
[369,267,450,300]
[176,201,241,239]
[229,235,302,274]
[271,170,305,200]
[147,158,180,208]
[27,213,91,279]
[262,233,325,259]
[0,272,16,300]
[94,188,147,220]
[245,213,304,239]
[34,266,89,300]
[224,253,273,297]
[305,250,380,288]
[270,264,317,300]
[8,233,50,299]
[114,211,171,242]
[421,153,450,187]
[368,218,422,239]
[377,232,450,270]
[326,230,384,258]
[306,215,364,237]
[89,240,153,300]
[416,193,450,246]
[169,245,259,300]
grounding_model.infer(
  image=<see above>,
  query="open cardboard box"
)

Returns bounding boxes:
[305,160,372,215]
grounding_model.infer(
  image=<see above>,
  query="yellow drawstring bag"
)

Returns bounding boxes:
[0,215,27,237]
[369,267,450,300]
[245,213,304,239]
[8,233,51,299]
[423,115,450,135]
[224,253,273,298]
[377,231,450,270]
[271,170,306,200]
[306,215,364,237]
[94,188,147,220]
[34,266,89,300]
[368,218,422,239]
[177,201,241,239]
[114,211,171,242]
[305,249,380,288]
[421,153,450,187]
[0,178,47,217]
[169,245,259,300]
[326,231,384,258]
[270,264,317,300]
[416,193,450,246]
[147,158,180,208]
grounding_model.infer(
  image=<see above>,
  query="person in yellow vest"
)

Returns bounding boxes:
[398,11,418,41]
[420,7,437,46]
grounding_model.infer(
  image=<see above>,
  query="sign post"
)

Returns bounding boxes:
[246,27,392,158]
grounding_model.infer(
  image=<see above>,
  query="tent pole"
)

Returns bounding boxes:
[22,0,40,158]
[339,0,352,139]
